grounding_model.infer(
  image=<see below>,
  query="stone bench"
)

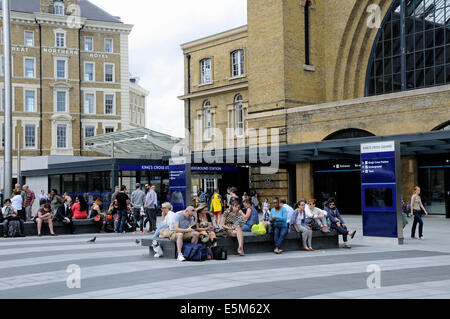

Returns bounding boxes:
[141,230,339,258]
[20,219,100,236]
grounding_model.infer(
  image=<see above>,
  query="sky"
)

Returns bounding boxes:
[88,0,248,138]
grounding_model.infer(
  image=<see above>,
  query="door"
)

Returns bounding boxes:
[419,167,446,215]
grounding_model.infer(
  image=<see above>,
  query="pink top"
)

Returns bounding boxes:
[72,202,88,219]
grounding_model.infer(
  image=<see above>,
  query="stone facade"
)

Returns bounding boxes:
[0,0,148,186]
[181,0,450,204]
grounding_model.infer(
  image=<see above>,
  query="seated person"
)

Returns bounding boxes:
[324,199,356,248]
[290,200,313,251]
[152,202,175,239]
[72,196,88,219]
[195,203,217,247]
[169,206,200,262]
[89,198,107,233]
[270,197,288,254]
[108,200,120,232]
[55,196,74,234]
[305,199,330,232]
[221,201,246,256]
[241,199,259,232]
[2,199,25,237]
[36,203,56,236]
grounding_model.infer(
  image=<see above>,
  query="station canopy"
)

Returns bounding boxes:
[84,127,184,159]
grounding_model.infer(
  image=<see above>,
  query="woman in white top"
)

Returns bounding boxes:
[11,189,23,220]
[410,186,429,240]
[152,202,175,239]
[305,199,330,232]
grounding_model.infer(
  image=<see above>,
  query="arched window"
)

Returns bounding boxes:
[324,129,375,141]
[234,94,244,136]
[203,100,211,140]
[231,50,245,77]
[366,0,450,96]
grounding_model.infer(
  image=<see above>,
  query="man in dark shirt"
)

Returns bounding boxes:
[115,185,129,233]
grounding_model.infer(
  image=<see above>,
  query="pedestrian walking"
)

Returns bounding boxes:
[410,186,429,240]
[131,183,146,234]
[210,188,223,229]
[144,185,158,232]
[116,186,130,234]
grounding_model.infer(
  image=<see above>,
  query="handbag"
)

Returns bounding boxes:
[182,243,208,261]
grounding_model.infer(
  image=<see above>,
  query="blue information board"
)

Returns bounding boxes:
[361,141,402,241]
[169,164,187,213]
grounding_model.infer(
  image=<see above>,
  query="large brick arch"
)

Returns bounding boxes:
[323,128,375,141]
[432,121,450,131]
[332,0,393,101]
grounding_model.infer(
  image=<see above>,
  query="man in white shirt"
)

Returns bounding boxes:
[280,199,294,228]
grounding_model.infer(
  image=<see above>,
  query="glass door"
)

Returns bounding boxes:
[420,168,446,215]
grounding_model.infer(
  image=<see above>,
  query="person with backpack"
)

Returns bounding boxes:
[410,186,429,240]
[2,199,25,237]
[210,188,223,229]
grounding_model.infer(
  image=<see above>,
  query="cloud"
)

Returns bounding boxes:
[88,0,247,137]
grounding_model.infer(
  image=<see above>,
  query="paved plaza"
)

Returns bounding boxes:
[1,214,450,299]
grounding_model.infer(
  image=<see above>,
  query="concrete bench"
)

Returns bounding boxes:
[141,230,339,258]
[21,219,100,236]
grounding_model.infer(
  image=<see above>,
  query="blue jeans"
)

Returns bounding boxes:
[273,226,288,249]
[118,210,128,233]
[411,210,424,238]
[152,224,168,239]
[3,219,25,235]
[242,224,253,232]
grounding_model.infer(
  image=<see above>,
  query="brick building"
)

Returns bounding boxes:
[180,0,450,216]
[0,0,148,187]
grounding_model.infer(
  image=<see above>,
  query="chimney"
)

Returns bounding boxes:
[40,1,79,15]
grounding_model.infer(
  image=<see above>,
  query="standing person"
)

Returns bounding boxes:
[210,188,223,229]
[144,185,158,233]
[270,198,288,254]
[242,192,249,203]
[111,186,120,202]
[225,187,232,210]
[169,206,200,262]
[241,199,259,232]
[115,186,130,234]
[55,196,75,234]
[12,184,26,221]
[251,192,260,212]
[280,199,294,229]
[290,200,313,251]
[221,201,246,256]
[131,183,146,234]
[324,199,356,249]
[50,189,63,215]
[72,196,88,220]
[11,190,24,223]
[22,185,36,220]
[37,190,49,203]
[305,199,330,232]
[230,187,239,204]
[410,186,429,240]
[262,198,270,221]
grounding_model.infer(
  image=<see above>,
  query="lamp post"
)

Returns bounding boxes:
[3,0,13,195]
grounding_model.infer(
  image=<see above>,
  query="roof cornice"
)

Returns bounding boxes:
[180,25,248,51]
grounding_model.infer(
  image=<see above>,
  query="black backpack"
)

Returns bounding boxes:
[8,219,22,238]
[211,247,228,260]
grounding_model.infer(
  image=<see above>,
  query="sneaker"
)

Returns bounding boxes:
[237,248,245,256]
[177,254,186,262]
[154,253,161,258]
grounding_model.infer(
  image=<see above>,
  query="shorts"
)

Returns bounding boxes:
[169,231,194,242]
[212,211,222,216]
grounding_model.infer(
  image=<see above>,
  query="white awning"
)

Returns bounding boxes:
[84,127,184,159]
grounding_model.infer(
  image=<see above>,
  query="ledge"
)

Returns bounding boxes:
[303,64,316,72]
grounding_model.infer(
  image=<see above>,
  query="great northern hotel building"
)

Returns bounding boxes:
[180,0,450,217]
[0,0,148,187]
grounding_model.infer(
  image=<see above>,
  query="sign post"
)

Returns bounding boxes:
[361,141,403,244]
[169,157,191,213]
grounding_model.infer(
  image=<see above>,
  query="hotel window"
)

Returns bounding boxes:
[24,124,36,148]
[203,100,211,140]
[231,50,245,77]
[105,94,114,114]
[85,126,95,138]
[24,58,35,78]
[85,37,93,51]
[25,90,36,112]
[56,32,65,47]
[105,127,114,134]
[104,64,114,82]
[56,91,67,112]
[84,93,95,114]
[56,59,66,79]
[200,58,212,84]
[54,1,65,15]
[104,39,113,53]
[57,124,67,148]
[234,94,244,137]
[84,62,94,81]
[24,31,34,47]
